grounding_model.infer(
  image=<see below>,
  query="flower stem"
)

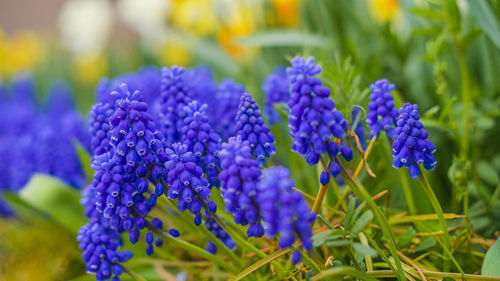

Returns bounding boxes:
[335,157,407,281]
[354,136,377,177]
[123,266,148,281]
[417,167,453,269]
[312,159,331,213]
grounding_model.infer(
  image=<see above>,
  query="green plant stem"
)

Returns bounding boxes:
[417,168,453,271]
[123,266,148,281]
[208,211,286,273]
[148,224,239,274]
[335,157,407,281]
[312,159,332,213]
[399,169,417,216]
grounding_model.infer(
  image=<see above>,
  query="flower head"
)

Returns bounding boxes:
[90,102,114,156]
[392,103,436,179]
[164,143,217,225]
[210,79,246,140]
[204,213,235,254]
[235,93,276,167]
[262,66,290,124]
[181,101,222,187]
[257,166,316,263]
[366,79,398,139]
[286,56,351,166]
[218,137,264,237]
[159,66,192,145]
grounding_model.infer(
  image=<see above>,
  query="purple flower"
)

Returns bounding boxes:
[392,103,437,179]
[262,66,290,124]
[204,213,235,254]
[209,79,246,140]
[286,56,352,167]
[218,137,264,237]
[164,143,217,225]
[159,66,192,145]
[235,93,276,167]
[257,166,316,263]
[185,66,217,106]
[90,102,114,156]
[181,101,222,187]
[367,79,399,139]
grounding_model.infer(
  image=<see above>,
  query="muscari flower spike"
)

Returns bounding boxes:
[257,166,316,264]
[287,56,353,171]
[164,143,217,225]
[159,66,192,145]
[218,137,264,237]
[90,102,114,157]
[204,212,236,254]
[181,101,222,187]
[92,84,174,255]
[392,103,437,179]
[367,79,399,139]
[235,93,276,167]
[262,66,290,125]
[210,78,246,140]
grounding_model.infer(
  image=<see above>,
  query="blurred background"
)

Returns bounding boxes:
[1,0,499,280]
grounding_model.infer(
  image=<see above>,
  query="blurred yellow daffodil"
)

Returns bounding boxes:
[72,52,108,85]
[0,30,44,77]
[160,41,191,66]
[272,0,299,27]
[171,0,218,36]
[367,0,401,23]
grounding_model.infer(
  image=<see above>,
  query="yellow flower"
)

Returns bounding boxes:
[367,0,401,23]
[272,0,299,27]
[171,0,218,36]
[160,41,191,66]
[0,30,44,77]
[216,2,257,59]
[72,52,108,85]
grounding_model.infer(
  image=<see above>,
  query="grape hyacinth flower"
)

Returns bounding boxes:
[286,56,352,168]
[89,102,114,157]
[258,166,316,264]
[159,66,192,145]
[392,103,437,179]
[77,220,133,281]
[210,79,246,140]
[92,84,173,253]
[181,101,221,187]
[204,213,235,254]
[262,66,290,125]
[235,93,276,167]
[218,137,264,237]
[366,79,399,139]
[164,143,217,225]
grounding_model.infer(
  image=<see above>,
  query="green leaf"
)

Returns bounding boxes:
[18,174,86,233]
[237,31,334,49]
[351,210,373,234]
[412,28,442,37]
[461,28,482,47]
[352,243,378,257]
[414,237,436,252]
[483,239,500,277]
[466,0,500,50]
[75,142,92,182]
[410,8,445,21]
[398,226,416,248]
[476,161,500,186]
[342,197,357,230]
[325,240,351,247]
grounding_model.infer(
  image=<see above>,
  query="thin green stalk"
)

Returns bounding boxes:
[148,222,239,274]
[417,168,453,270]
[312,159,332,213]
[335,157,407,281]
[123,266,148,281]
[208,211,286,273]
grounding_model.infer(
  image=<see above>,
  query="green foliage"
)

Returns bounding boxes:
[482,239,500,277]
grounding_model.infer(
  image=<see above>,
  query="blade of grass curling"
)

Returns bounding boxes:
[311,266,380,281]
[335,157,407,281]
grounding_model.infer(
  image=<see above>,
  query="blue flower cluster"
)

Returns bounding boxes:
[366,79,399,139]
[392,103,437,179]
[165,143,217,225]
[286,56,352,167]
[204,213,236,254]
[258,166,316,264]
[89,102,114,156]
[262,66,290,124]
[235,93,276,167]
[0,75,89,216]
[218,137,264,237]
[159,66,193,145]
[181,101,221,187]
[209,79,246,140]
